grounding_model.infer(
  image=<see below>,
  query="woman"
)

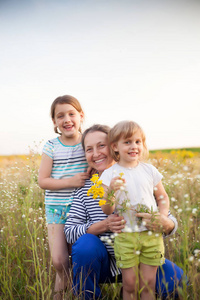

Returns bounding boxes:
[64,124,183,300]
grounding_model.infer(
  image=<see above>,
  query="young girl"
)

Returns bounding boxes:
[38,95,89,299]
[100,120,169,300]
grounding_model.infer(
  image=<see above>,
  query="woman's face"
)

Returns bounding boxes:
[84,131,114,175]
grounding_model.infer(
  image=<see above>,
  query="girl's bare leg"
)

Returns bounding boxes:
[139,263,157,300]
[48,224,71,294]
[121,266,138,300]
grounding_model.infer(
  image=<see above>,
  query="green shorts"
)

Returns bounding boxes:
[114,231,165,269]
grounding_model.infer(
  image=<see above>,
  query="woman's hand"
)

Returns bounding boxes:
[106,214,126,233]
[135,212,175,235]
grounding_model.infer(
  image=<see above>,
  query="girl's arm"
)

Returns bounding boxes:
[100,183,116,215]
[38,153,89,190]
[154,180,169,216]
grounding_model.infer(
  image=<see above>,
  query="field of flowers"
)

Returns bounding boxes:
[0,149,200,299]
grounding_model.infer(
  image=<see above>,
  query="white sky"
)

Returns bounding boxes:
[0,0,200,155]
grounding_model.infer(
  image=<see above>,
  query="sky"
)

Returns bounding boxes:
[1,0,200,155]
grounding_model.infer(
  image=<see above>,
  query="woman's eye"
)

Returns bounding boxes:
[99,144,105,148]
[86,148,92,153]
[57,115,63,118]
[69,113,74,116]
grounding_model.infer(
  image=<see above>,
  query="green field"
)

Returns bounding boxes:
[0,149,200,299]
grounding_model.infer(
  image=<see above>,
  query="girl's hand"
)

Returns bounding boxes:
[106,214,126,233]
[70,172,89,187]
[110,176,126,192]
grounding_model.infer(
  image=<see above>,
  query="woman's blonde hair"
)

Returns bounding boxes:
[51,95,84,134]
[108,120,148,162]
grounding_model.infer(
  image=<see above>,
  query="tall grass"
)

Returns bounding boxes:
[0,149,200,299]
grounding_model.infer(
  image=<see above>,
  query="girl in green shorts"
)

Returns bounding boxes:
[100,120,170,300]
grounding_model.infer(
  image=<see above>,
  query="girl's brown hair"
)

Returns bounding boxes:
[81,124,111,151]
[51,95,84,134]
[108,120,148,162]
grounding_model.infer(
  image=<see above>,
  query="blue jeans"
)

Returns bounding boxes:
[71,234,184,299]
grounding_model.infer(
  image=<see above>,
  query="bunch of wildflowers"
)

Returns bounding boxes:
[87,174,105,200]
[87,173,132,215]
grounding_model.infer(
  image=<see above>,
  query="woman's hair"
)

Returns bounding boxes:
[51,95,84,134]
[81,124,111,151]
[108,120,148,162]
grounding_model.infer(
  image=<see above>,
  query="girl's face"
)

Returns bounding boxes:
[84,131,114,175]
[112,130,144,168]
[53,103,83,142]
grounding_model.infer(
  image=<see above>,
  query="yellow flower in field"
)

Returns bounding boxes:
[99,200,107,206]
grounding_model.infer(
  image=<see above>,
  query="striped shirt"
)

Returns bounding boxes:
[64,179,178,277]
[43,137,88,206]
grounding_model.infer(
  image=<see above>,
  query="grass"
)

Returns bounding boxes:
[0,148,200,299]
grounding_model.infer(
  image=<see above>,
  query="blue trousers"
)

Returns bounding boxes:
[72,234,184,299]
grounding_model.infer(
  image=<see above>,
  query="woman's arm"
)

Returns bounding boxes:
[64,194,94,244]
[38,153,89,190]
[135,211,178,237]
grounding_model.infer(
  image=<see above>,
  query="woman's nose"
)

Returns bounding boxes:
[93,148,99,157]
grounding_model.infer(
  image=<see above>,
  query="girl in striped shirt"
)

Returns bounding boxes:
[38,95,89,299]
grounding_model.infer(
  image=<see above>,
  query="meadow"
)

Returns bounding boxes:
[0,148,200,299]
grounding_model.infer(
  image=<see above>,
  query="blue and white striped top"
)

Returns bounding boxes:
[64,179,178,277]
[43,137,88,206]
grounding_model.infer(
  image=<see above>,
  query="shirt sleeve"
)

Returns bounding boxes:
[151,164,163,187]
[64,189,94,244]
[100,169,112,187]
[163,211,178,238]
[42,140,54,159]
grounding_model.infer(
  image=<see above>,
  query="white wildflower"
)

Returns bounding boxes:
[148,231,152,236]
[136,250,140,255]
[107,239,112,245]
[194,249,200,256]
[171,197,176,202]
[184,194,189,198]
[189,256,194,262]
[183,166,188,171]
[22,214,25,218]
[124,225,132,232]
[134,225,139,232]
[115,179,123,184]
[29,208,33,213]
[174,205,178,209]
[174,181,179,185]
[192,208,197,214]
[177,209,182,213]
[142,221,146,226]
